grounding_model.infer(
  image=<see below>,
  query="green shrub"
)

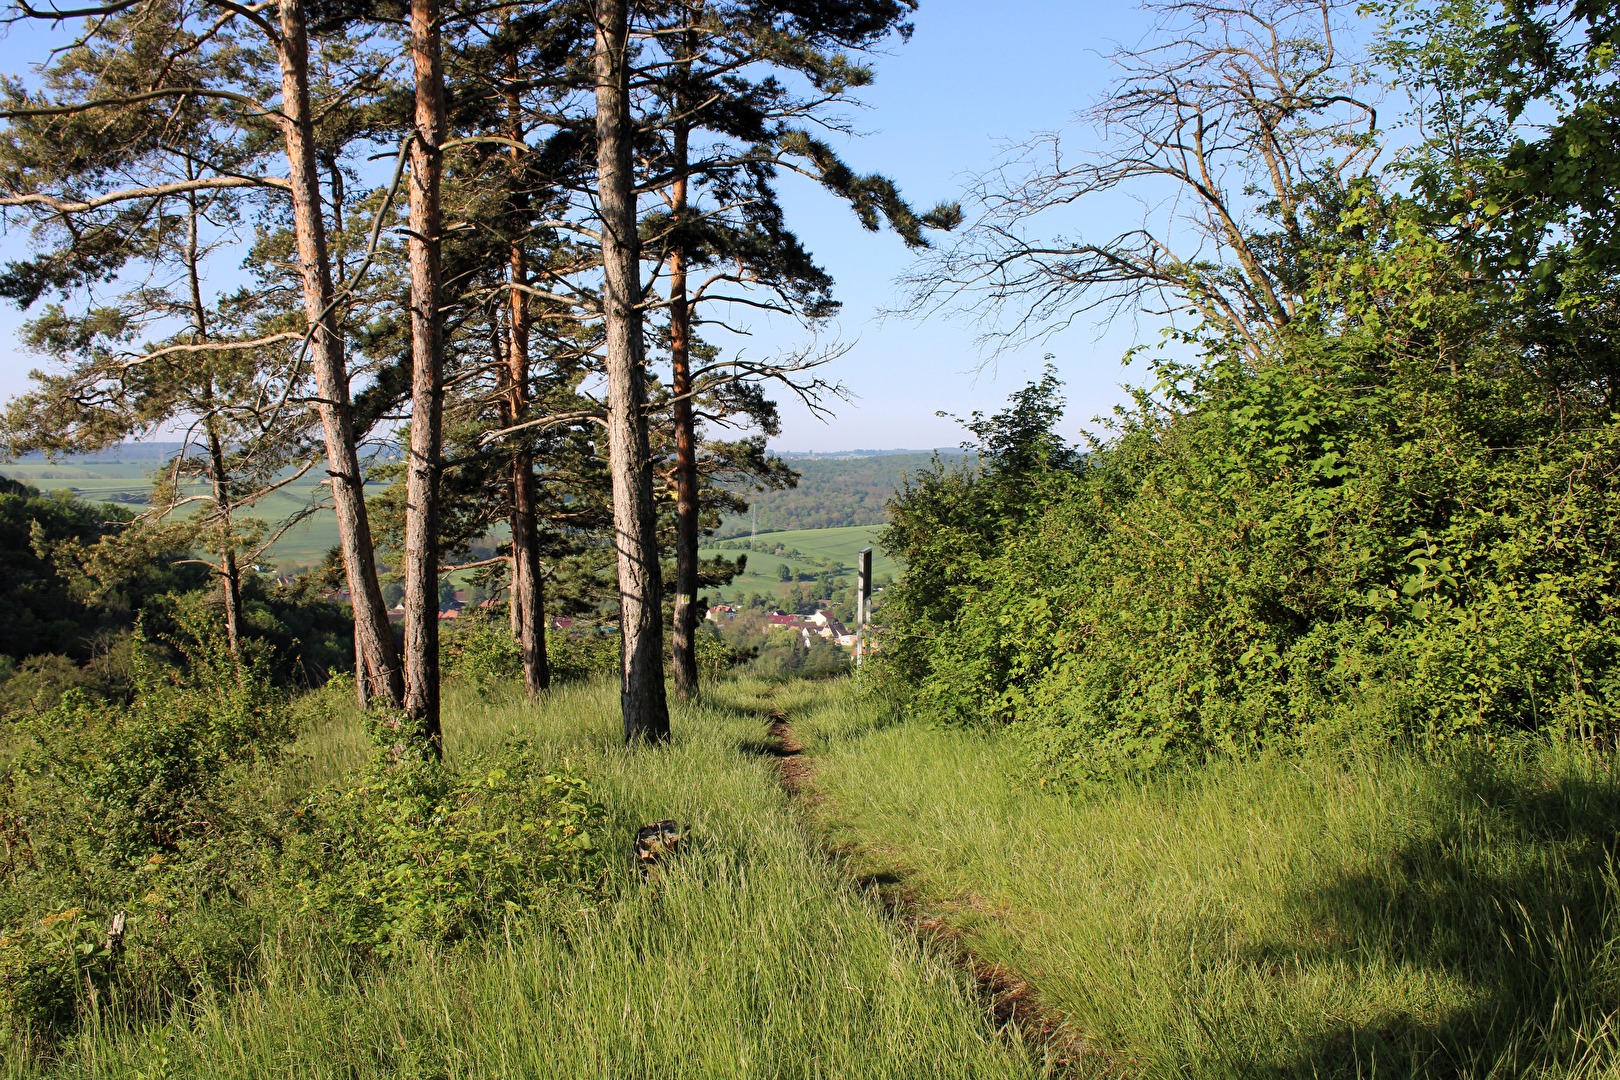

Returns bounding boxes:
[1,611,613,1049]
[882,337,1620,784]
[442,613,523,690]
[694,626,745,679]
[0,614,294,1044]
[287,740,606,958]
[0,909,115,1042]
[549,631,619,683]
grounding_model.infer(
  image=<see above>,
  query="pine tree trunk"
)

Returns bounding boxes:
[355,623,371,708]
[668,130,700,700]
[508,271,550,696]
[404,0,446,751]
[183,197,245,658]
[276,0,402,707]
[505,55,549,697]
[205,427,245,655]
[595,0,670,742]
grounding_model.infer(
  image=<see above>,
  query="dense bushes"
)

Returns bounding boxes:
[880,326,1620,784]
[288,738,604,959]
[0,618,607,1052]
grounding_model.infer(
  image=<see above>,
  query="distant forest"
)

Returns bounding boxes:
[714,451,968,537]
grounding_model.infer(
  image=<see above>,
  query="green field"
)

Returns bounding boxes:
[792,683,1620,1078]
[699,524,899,604]
[2,460,345,570]
[3,458,897,589]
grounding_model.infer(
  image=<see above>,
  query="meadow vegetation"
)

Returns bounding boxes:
[1,668,1040,1077]
[799,680,1620,1078]
[12,0,1620,1075]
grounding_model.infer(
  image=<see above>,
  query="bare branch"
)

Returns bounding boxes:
[0,175,290,214]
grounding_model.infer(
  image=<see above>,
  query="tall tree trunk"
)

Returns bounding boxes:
[595,0,670,742]
[508,267,550,696]
[276,0,403,707]
[668,116,700,699]
[404,0,446,751]
[183,193,245,656]
[506,45,549,697]
[204,425,245,654]
[355,624,371,708]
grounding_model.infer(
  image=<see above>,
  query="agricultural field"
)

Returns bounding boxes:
[1,456,908,579]
[2,458,346,570]
[1,453,898,592]
[699,524,899,605]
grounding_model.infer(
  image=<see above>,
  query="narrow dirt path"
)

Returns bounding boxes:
[763,710,811,796]
[759,696,1096,1075]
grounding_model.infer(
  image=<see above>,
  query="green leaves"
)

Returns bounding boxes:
[288,742,607,959]
[878,285,1620,785]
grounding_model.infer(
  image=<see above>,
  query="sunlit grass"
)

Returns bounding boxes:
[13,677,1040,1079]
[795,680,1620,1079]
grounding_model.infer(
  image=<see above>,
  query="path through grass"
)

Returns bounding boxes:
[19,678,1041,1079]
[794,680,1620,1079]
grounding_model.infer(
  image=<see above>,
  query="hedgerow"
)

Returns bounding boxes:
[881,299,1620,784]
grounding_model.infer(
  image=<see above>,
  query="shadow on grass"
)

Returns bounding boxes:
[1240,754,1620,1079]
[737,734,793,759]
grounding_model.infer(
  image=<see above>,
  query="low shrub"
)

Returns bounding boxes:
[0,614,291,1047]
[442,613,524,690]
[0,614,610,1050]
[549,631,619,683]
[286,739,606,958]
[694,627,745,679]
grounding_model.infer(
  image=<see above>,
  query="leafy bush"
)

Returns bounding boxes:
[549,631,620,683]
[881,335,1620,785]
[442,612,524,690]
[0,615,291,1046]
[694,627,745,679]
[745,636,850,681]
[286,740,606,959]
[0,612,609,1049]
[443,613,630,689]
[0,909,117,1040]
[7,613,289,871]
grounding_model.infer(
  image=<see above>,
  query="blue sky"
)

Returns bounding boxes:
[0,1,1163,453]
[739,0,1162,450]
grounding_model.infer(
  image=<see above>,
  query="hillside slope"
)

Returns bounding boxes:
[714,451,967,536]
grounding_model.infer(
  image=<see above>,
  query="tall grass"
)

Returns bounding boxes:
[12,678,1039,1079]
[795,681,1620,1079]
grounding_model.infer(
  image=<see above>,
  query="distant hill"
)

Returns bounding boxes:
[14,441,187,463]
[715,450,970,538]
[5,443,974,558]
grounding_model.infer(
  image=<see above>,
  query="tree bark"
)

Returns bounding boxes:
[183,193,245,657]
[355,623,371,708]
[506,43,549,697]
[508,267,550,696]
[668,116,700,700]
[595,0,670,742]
[204,424,245,654]
[275,0,402,707]
[403,0,446,751]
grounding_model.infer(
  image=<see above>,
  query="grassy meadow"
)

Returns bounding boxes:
[13,666,1620,1078]
[794,683,1620,1079]
[8,677,1041,1079]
